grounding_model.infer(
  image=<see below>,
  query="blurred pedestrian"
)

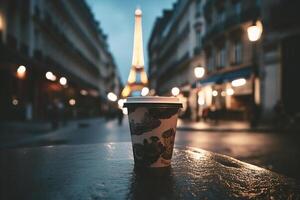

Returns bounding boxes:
[202,106,209,122]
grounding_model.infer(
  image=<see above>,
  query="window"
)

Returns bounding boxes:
[196,0,202,17]
[234,2,241,14]
[232,41,242,64]
[206,52,214,71]
[216,46,226,67]
[217,10,226,24]
[196,31,202,48]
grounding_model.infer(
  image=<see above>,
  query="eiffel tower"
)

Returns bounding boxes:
[121,8,148,97]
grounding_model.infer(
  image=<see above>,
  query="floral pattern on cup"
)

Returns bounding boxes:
[161,128,175,160]
[132,128,176,167]
[133,136,165,166]
[129,112,161,135]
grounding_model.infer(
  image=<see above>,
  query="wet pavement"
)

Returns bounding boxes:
[1,117,300,181]
[1,143,299,199]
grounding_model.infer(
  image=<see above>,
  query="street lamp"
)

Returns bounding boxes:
[231,78,246,87]
[141,87,149,96]
[59,77,67,86]
[16,65,26,79]
[171,87,180,96]
[107,92,117,102]
[45,71,56,81]
[247,20,263,127]
[69,98,76,106]
[194,66,205,121]
[117,99,126,109]
[247,20,263,42]
[194,67,205,79]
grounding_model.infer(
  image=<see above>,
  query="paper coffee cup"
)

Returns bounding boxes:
[124,96,182,168]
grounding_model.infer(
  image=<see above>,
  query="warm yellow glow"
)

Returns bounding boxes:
[140,70,148,84]
[132,8,144,68]
[212,90,218,97]
[221,91,226,97]
[122,85,131,97]
[194,67,205,79]
[107,92,118,102]
[141,87,149,96]
[118,99,126,109]
[59,77,67,86]
[198,94,205,105]
[205,86,213,106]
[0,14,3,30]
[16,65,26,79]
[122,108,128,115]
[122,8,148,97]
[45,71,56,81]
[171,87,180,96]
[127,69,136,84]
[69,99,76,106]
[247,20,263,42]
[231,78,246,87]
[226,88,234,96]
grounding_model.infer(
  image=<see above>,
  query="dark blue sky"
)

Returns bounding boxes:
[86,0,175,84]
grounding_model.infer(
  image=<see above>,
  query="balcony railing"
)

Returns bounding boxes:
[157,52,190,82]
[202,0,260,45]
[33,14,100,77]
[157,23,190,64]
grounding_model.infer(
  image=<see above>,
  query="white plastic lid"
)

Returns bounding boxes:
[125,96,182,104]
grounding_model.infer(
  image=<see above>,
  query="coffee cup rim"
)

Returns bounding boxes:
[123,96,182,106]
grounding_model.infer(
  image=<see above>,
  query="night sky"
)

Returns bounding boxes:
[86,0,175,84]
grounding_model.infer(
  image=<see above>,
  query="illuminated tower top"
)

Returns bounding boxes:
[121,8,148,97]
[131,8,144,69]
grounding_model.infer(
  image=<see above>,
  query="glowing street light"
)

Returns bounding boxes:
[247,20,263,127]
[231,78,246,87]
[118,99,126,109]
[141,87,149,96]
[247,20,263,42]
[59,77,67,86]
[122,108,128,115]
[194,67,205,121]
[12,98,19,106]
[194,67,205,79]
[107,92,117,102]
[80,90,88,96]
[171,87,180,96]
[69,99,76,106]
[198,95,205,105]
[45,71,56,81]
[226,88,234,96]
[16,65,26,79]
[0,14,3,30]
[212,90,218,97]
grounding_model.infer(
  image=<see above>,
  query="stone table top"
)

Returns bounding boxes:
[0,142,299,199]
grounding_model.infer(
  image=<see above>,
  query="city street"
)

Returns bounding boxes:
[2,118,300,181]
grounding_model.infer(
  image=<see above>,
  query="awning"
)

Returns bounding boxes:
[192,66,253,88]
[221,67,253,82]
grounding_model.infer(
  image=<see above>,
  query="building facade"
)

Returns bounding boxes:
[259,0,300,123]
[148,0,205,117]
[199,0,262,122]
[0,0,121,121]
[149,0,300,124]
